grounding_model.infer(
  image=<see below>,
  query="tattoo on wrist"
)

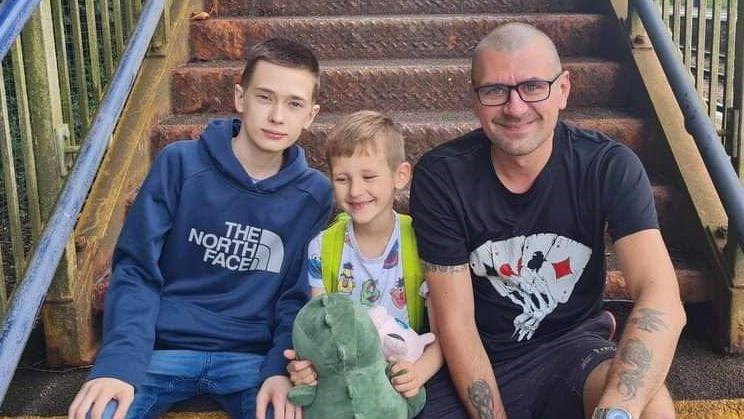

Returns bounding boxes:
[629,308,668,333]
[422,261,469,273]
[468,380,495,419]
[616,337,652,401]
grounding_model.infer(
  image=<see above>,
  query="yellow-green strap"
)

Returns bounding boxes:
[400,214,425,332]
[321,212,426,332]
[321,213,349,294]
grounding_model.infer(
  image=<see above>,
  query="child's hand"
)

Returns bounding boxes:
[388,359,422,398]
[256,375,302,419]
[284,349,318,386]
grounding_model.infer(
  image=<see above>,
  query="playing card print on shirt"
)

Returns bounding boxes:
[470,233,591,341]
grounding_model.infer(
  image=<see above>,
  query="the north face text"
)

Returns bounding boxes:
[188,221,284,273]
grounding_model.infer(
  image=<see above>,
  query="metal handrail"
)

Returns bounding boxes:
[0,0,42,60]
[0,0,167,402]
[635,0,744,250]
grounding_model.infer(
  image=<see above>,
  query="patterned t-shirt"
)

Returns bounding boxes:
[410,121,659,360]
[307,214,410,326]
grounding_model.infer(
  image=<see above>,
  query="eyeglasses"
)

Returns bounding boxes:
[474,72,563,106]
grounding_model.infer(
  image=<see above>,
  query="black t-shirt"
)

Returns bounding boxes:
[409,121,658,361]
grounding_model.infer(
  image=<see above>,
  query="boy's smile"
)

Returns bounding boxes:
[330,147,411,234]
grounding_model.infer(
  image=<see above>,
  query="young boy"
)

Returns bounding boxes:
[68,38,333,419]
[286,110,443,399]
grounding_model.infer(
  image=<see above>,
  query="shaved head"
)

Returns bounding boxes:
[472,23,562,83]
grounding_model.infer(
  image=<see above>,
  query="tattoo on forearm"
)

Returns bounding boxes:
[629,308,668,333]
[422,261,469,274]
[468,380,495,419]
[616,337,652,401]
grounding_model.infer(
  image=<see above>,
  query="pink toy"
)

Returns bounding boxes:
[367,305,436,363]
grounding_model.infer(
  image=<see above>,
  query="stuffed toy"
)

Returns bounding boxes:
[288,294,426,419]
[367,305,436,363]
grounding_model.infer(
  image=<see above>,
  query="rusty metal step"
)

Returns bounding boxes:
[189,14,620,62]
[202,0,602,17]
[150,109,693,229]
[605,252,711,303]
[171,58,630,115]
[151,108,652,165]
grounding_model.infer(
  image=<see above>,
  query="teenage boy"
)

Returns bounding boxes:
[69,38,332,419]
[285,110,444,399]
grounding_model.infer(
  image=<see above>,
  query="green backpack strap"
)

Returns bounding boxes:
[399,214,425,333]
[322,212,425,333]
[321,213,350,294]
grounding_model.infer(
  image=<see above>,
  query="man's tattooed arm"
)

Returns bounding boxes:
[613,309,666,401]
[628,308,668,333]
[615,337,652,401]
[421,261,469,273]
[468,380,495,419]
[595,230,686,416]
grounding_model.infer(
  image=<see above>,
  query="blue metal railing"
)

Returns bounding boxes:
[636,0,744,251]
[0,0,42,60]
[0,0,167,402]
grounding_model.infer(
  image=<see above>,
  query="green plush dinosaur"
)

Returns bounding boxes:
[288,293,426,419]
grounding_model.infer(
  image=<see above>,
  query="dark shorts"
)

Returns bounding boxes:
[418,311,617,419]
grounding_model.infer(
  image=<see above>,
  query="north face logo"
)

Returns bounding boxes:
[188,221,284,273]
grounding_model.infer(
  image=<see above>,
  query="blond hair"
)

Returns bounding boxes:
[325,110,405,170]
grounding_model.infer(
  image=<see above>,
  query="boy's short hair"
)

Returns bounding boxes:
[240,38,320,102]
[325,110,405,171]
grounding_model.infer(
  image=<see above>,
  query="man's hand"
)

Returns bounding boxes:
[389,359,422,399]
[256,375,302,419]
[68,377,134,419]
[283,349,317,386]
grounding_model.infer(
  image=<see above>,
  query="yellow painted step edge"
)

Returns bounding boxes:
[675,399,744,418]
[3,400,744,419]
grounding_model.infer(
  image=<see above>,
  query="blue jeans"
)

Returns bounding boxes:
[89,350,266,419]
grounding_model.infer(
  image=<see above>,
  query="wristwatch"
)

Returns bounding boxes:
[592,407,633,419]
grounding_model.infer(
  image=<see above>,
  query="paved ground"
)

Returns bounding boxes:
[1,302,742,416]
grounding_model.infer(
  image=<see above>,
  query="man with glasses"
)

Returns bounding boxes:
[410,23,684,419]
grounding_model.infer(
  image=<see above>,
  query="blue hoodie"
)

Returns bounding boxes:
[90,118,333,386]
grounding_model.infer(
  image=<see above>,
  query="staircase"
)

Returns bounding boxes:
[1,0,742,417]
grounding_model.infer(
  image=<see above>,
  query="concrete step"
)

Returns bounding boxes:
[171,58,630,115]
[201,0,602,16]
[189,14,621,62]
[3,303,741,418]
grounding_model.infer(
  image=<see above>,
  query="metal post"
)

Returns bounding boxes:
[0,246,6,318]
[0,65,24,277]
[20,0,78,302]
[726,0,744,292]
